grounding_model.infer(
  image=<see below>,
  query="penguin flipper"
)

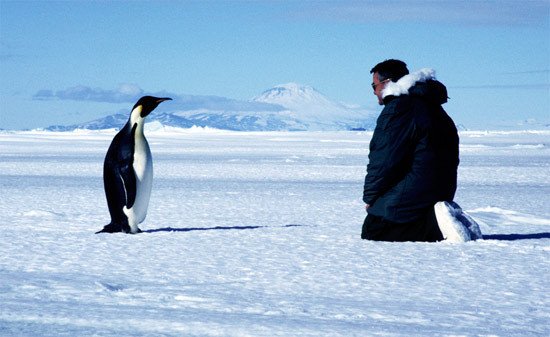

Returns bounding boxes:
[119,165,137,209]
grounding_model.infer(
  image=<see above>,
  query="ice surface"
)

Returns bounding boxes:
[1,129,549,336]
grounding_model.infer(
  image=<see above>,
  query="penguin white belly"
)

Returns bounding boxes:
[123,135,153,233]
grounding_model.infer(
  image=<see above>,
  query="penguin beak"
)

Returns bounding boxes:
[157,97,172,103]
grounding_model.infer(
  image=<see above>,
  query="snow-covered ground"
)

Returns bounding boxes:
[1,129,549,336]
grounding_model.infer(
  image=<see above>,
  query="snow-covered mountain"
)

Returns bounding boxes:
[47,84,376,131]
[253,83,371,129]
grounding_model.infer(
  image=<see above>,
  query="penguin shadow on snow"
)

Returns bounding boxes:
[143,224,303,234]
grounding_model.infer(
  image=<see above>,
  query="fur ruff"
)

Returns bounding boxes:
[382,68,436,99]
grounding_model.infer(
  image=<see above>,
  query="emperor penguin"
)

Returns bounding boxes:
[96,96,172,234]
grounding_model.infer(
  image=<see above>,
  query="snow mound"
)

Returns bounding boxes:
[435,201,483,242]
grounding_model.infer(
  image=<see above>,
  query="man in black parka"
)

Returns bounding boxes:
[362,59,459,242]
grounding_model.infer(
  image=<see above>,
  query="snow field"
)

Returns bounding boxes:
[1,130,549,336]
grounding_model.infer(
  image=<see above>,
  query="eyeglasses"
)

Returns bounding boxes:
[371,78,391,91]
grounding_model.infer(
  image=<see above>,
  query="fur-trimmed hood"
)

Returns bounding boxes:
[382,68,448,105]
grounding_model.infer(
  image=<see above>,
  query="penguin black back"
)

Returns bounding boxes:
[102,122,138,232]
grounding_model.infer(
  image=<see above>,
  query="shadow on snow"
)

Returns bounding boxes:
[144,224,303,234]
[483,233,550,241]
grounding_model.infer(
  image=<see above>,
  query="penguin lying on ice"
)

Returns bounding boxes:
[96,96,171,234]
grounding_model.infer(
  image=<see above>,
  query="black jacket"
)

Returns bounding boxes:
[363,79,459,224]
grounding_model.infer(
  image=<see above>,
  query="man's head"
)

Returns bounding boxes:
[370,59,409,105]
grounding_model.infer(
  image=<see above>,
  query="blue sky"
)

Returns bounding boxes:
[1,0,548,130]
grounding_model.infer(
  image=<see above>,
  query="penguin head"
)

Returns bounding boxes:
[132,96,172,118]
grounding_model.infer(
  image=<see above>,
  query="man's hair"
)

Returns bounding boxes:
[370,59,409,82]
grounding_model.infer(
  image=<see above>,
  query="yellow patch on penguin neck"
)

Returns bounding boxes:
[130,105,146,133]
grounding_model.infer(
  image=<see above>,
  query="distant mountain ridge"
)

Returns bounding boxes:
[47,83,377,132]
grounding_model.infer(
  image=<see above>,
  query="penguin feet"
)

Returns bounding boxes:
[95,223,124,234]
[95,223,142,234]
[122,224,142,234]
[127,227,142,234]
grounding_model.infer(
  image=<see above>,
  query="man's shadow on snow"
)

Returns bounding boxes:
[483,233,550,241]
[144,224,302,233]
